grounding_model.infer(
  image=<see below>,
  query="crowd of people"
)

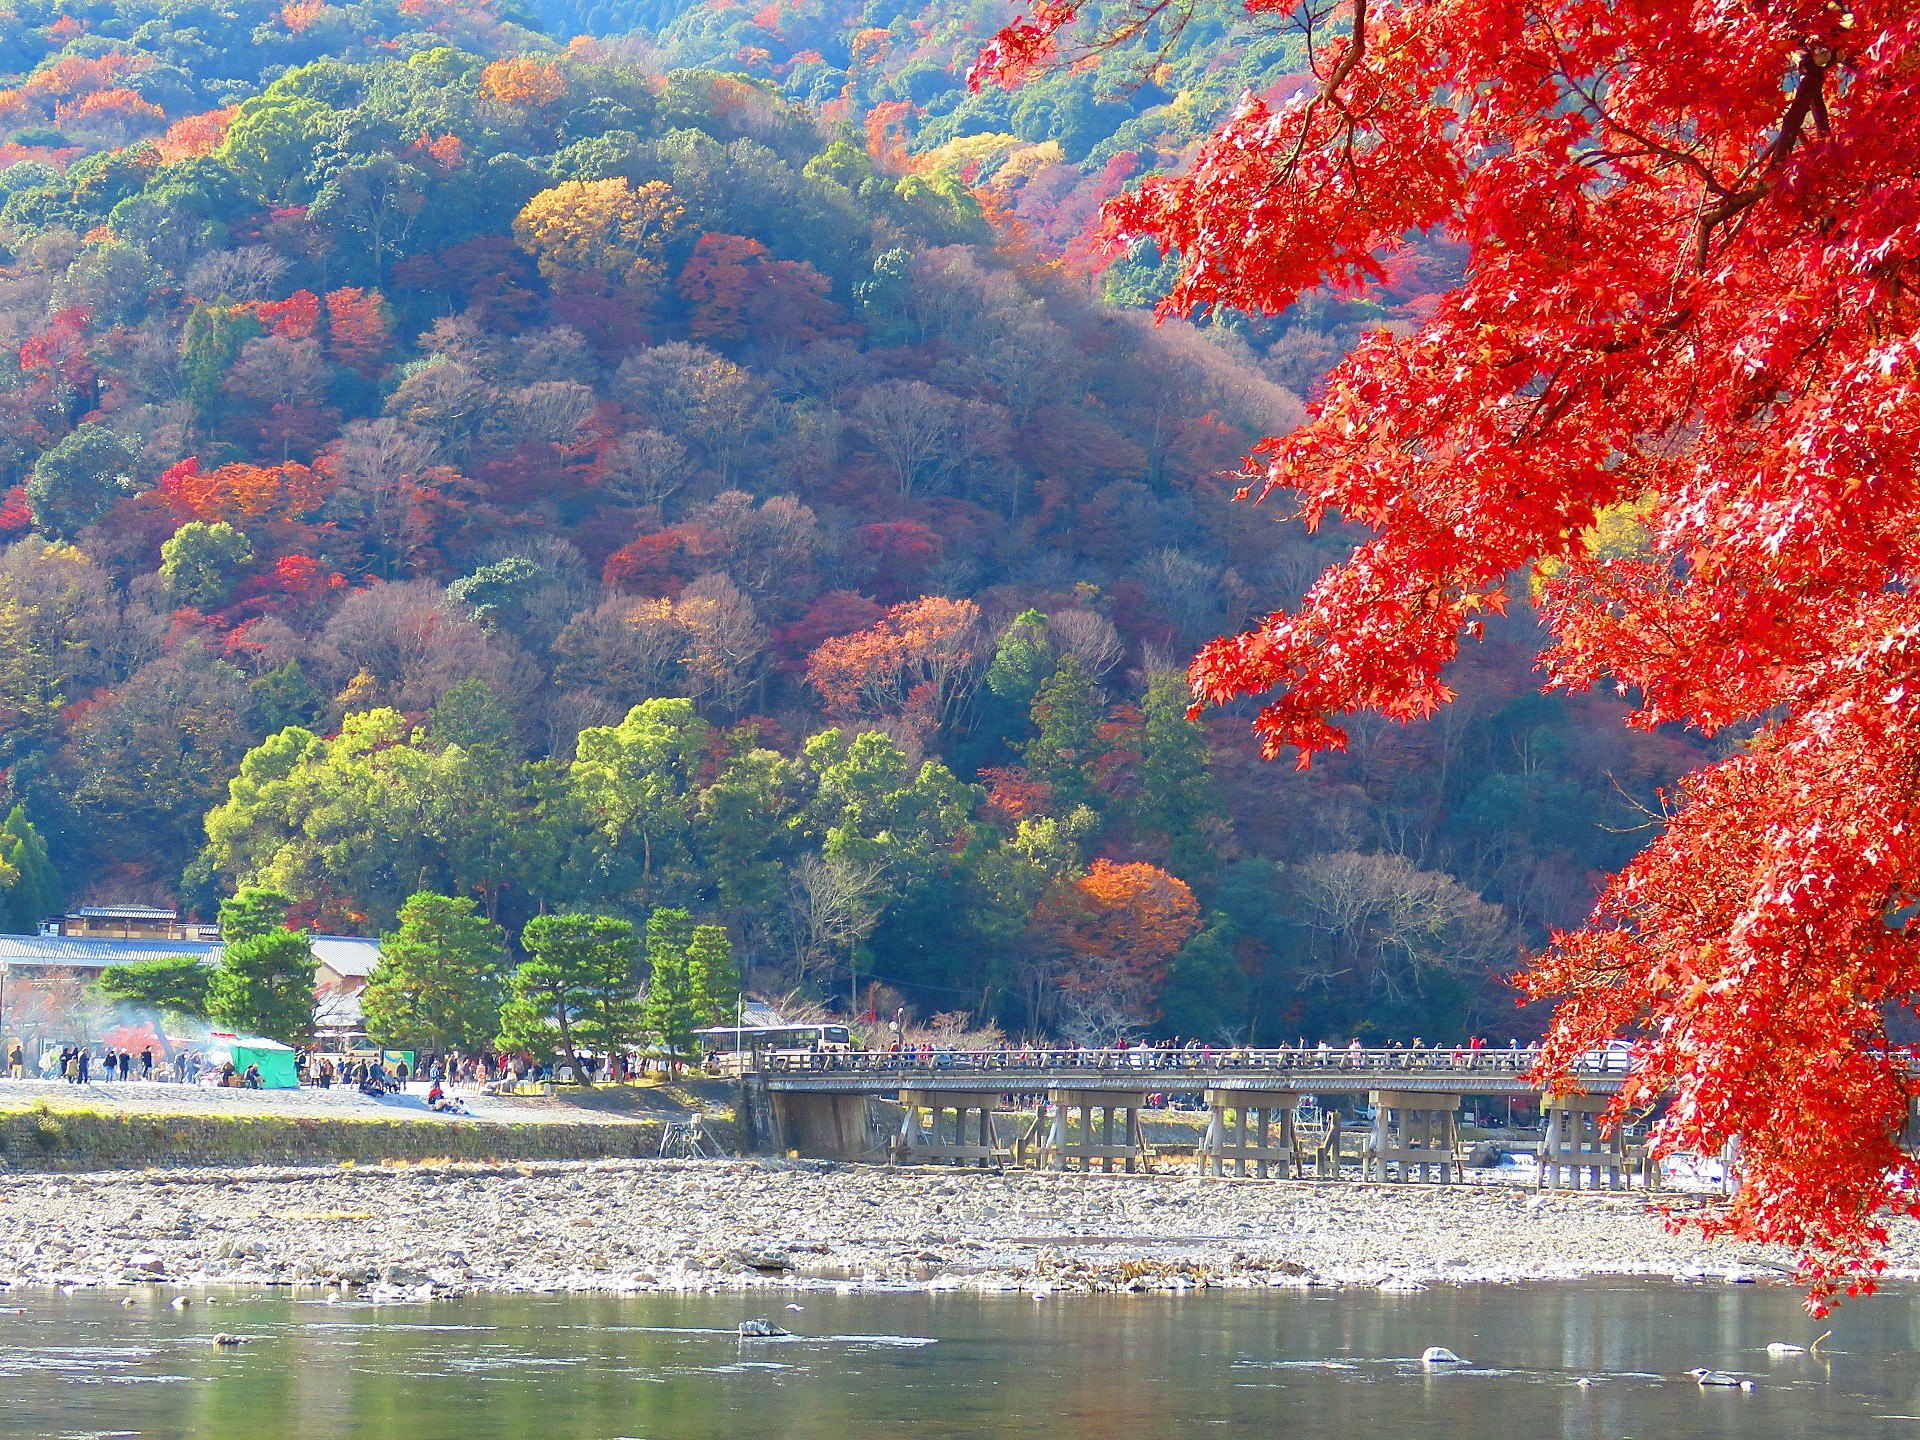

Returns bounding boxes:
[863,1036,1543,1071]
[17,1042,195,1084]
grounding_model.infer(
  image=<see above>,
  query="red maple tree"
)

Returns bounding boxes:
[981,0,1920,1296]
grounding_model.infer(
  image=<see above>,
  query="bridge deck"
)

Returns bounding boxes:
[757,1046,1623,1099]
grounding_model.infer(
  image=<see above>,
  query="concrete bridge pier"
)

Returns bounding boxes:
[1538,1093,1633,1191]
[770,1089,876,1160]
[1040,1089,1151,1172]
[1200,1089,1297,1178]
[1364,1090,1460,1184]
[894,1089,1010,1167]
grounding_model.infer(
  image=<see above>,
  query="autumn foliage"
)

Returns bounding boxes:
[1035,859,1199,1023]
[480,56,566,108]
[513,178,685,293]
[155,106,238,163]
[806,595,984,734]
[161,458,330,525]
[983,0,1920,1291]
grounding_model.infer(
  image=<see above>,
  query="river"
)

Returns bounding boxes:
[3,1281,1916,1438]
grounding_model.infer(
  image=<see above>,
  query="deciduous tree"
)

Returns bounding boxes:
[160,520,252,608]
[980,0,1920,1290]
[1033,859,1199,1031]
[514,178,684,294]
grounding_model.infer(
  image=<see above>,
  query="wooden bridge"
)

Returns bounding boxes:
[743,1045,1655,1191]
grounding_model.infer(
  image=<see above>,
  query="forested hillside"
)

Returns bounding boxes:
[0,0,1701,1044]
[524,0,1459,394]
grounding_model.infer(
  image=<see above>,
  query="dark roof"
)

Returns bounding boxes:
[71,905,181,921]
[0,934,220,970]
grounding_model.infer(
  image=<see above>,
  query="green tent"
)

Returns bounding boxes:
[213,1035,300,1089]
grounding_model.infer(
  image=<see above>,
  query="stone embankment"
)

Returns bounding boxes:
[0,1159,1893,1299]
[0,1079,736,1170]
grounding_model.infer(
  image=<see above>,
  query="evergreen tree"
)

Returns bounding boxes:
[1133,671,1220,871]
[640,906,695,1071]
[641,911,736,1072]
[159,520,253,608]
[99,954,213,1018]
[0,804,60,932]
[497,914,640,1072]
[985,608,1056,708]
[248,660,320,734]
[24,424,137,537]
[429,678,518,752]
[1023,653,1102,806]
[364,891,509,1055]
[206,888,315,1044]
[687,924,739,1027]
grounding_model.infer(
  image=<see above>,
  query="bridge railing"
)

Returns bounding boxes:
[757,1044,1612,1080]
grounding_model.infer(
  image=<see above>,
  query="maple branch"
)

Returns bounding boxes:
[1275,0,1369,181]
[1694,50,1830,270]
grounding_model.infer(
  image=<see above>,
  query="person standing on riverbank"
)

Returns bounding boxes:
[5,1039,21,1079]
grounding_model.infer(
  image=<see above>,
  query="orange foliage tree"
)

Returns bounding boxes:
[55,88,164,142]
[980,0,1920,1293]
[324,287,390,375]
[163,458,331,525]
[1034,860,1200,1028]
[806,596,986,734]
[155,106,238,163]
[480,56,566,109]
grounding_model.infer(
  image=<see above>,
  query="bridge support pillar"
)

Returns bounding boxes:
[1538,1094,1631,1191]
[770,1090,875,1161]
[1200,1090,1296,1178]
[894,1090,1010,1167]
[1040,1089,1151,1173]
[1364,1090,1460,1184]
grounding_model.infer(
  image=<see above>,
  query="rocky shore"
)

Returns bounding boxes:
[1,1158,1900,1299]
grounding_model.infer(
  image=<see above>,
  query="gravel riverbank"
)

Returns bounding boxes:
[0,1159,1899,1298]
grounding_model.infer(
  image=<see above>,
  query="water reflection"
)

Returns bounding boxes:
[0,1281,1909,1440]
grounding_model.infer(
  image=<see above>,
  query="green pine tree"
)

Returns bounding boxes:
[985,609,1056,708]
[687,924,739,1029]
[497,914,640,1073]
[1133,671,1220,871]
[640,907,696,1072]
[641,911,736,1073]
[429,677,518,752]
[248,660,321,734]
[206,888,315,1045]
[364,891,509,1055]
[99,954,213,1019]
[1023,653,1102,806]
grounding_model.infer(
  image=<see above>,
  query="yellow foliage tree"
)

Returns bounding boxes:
[512,178,684,293]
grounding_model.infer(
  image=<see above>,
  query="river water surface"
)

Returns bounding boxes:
[5,1281,1919,1438]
